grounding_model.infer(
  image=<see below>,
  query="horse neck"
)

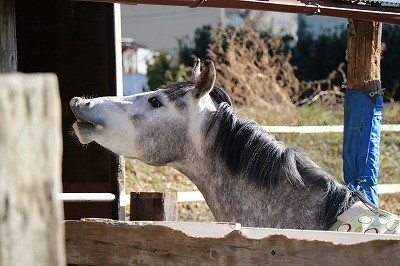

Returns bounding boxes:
[173,143,331,229]
[172,108,354,230]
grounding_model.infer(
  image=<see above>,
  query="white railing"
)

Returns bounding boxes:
[71,184,398,206]
[262,124,400,133]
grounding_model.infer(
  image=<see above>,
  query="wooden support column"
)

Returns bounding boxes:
[0,74,65,265]
[344,19,383,206]
[130,192,178,221]
[0,0,17,72]
[347,19,382,90]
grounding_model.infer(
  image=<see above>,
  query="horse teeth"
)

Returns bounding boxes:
[96,125,104,130]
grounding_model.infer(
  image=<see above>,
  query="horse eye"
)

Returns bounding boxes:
[148,97,163,108]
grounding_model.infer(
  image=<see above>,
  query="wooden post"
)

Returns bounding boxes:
[344,20,383,206]
[130,192,178,221]
[347,20,382,90]
[0,0,17,72]
[0,74,65,265]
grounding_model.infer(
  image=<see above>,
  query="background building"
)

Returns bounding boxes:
[122,38,153,95]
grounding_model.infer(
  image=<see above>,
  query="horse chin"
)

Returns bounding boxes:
[73,121,95,144]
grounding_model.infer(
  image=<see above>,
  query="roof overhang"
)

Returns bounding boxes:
[78,0,400,25]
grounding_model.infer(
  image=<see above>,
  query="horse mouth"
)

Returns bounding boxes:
[70,107,99,130]
[75,119,96,129]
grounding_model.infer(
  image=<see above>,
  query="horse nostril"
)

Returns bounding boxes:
[70,97,82,107]
[85,102,90,107]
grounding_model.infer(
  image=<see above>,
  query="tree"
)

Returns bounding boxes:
[149,23,400,101]
[177,25,212,66]
[382,24,400,100]
[146,52,186,90]
[291,25,347,82]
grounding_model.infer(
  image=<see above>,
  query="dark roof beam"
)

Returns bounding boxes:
[79,0,400,25]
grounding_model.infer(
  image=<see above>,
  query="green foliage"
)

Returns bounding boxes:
[293,24,400,101]
[149,23,400,101]
[146,52,186,90]
[382,24,400,99]
[292,24,347,81]
[177,25,212,66]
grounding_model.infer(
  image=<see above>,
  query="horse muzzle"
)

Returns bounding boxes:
[70,97,104,128]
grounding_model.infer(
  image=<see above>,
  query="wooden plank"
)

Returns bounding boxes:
[78,0,400,25]
[130,192,178,221]
[0,0,17,72]
[65,219,400,266]
[0,74,64,265]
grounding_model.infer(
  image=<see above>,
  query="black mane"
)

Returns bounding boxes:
[208,101,356,228]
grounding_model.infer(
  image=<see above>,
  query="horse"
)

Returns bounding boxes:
[70,60,399,233]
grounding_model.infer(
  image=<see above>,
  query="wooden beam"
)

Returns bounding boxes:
[65,219,400,265]
[76,0,400,25]
[130,192,178,221]
[347,20,382,91]
[0,0,17,72]
[0,74,64,265]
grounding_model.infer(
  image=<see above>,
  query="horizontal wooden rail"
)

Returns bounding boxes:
[58,193,116,202]
[262,124,400,133]
[379,184,400,194]
[65,219,400,265]
[177,191,205,202]
[121,184,400,205]
[120,191,205,206]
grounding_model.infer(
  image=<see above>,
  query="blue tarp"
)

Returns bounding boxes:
[343,88,383,207]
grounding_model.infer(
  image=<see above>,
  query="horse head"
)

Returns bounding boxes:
[70,60,228,166]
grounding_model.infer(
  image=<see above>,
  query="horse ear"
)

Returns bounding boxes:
[193,61,216,99]
[191,58,201,81]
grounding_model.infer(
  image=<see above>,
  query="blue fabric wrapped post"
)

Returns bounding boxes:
[343,88,383,207]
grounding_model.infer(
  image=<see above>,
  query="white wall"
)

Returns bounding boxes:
[121,5,221,52]
[300,15,346,37]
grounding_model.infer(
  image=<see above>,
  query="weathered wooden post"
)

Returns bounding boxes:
[130,192,178,221]
[0,74,65,265]
[344,20,383,206]
[0,0,17,72]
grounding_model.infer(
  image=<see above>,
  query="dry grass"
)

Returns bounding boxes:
[208,25,297,112]
[208,25,346,113]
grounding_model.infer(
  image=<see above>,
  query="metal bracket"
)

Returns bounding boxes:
[190,0,206,8]
[307,3,321,16]
[364,80,385,97]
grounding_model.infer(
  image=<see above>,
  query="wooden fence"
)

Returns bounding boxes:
[65,219,400,265]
